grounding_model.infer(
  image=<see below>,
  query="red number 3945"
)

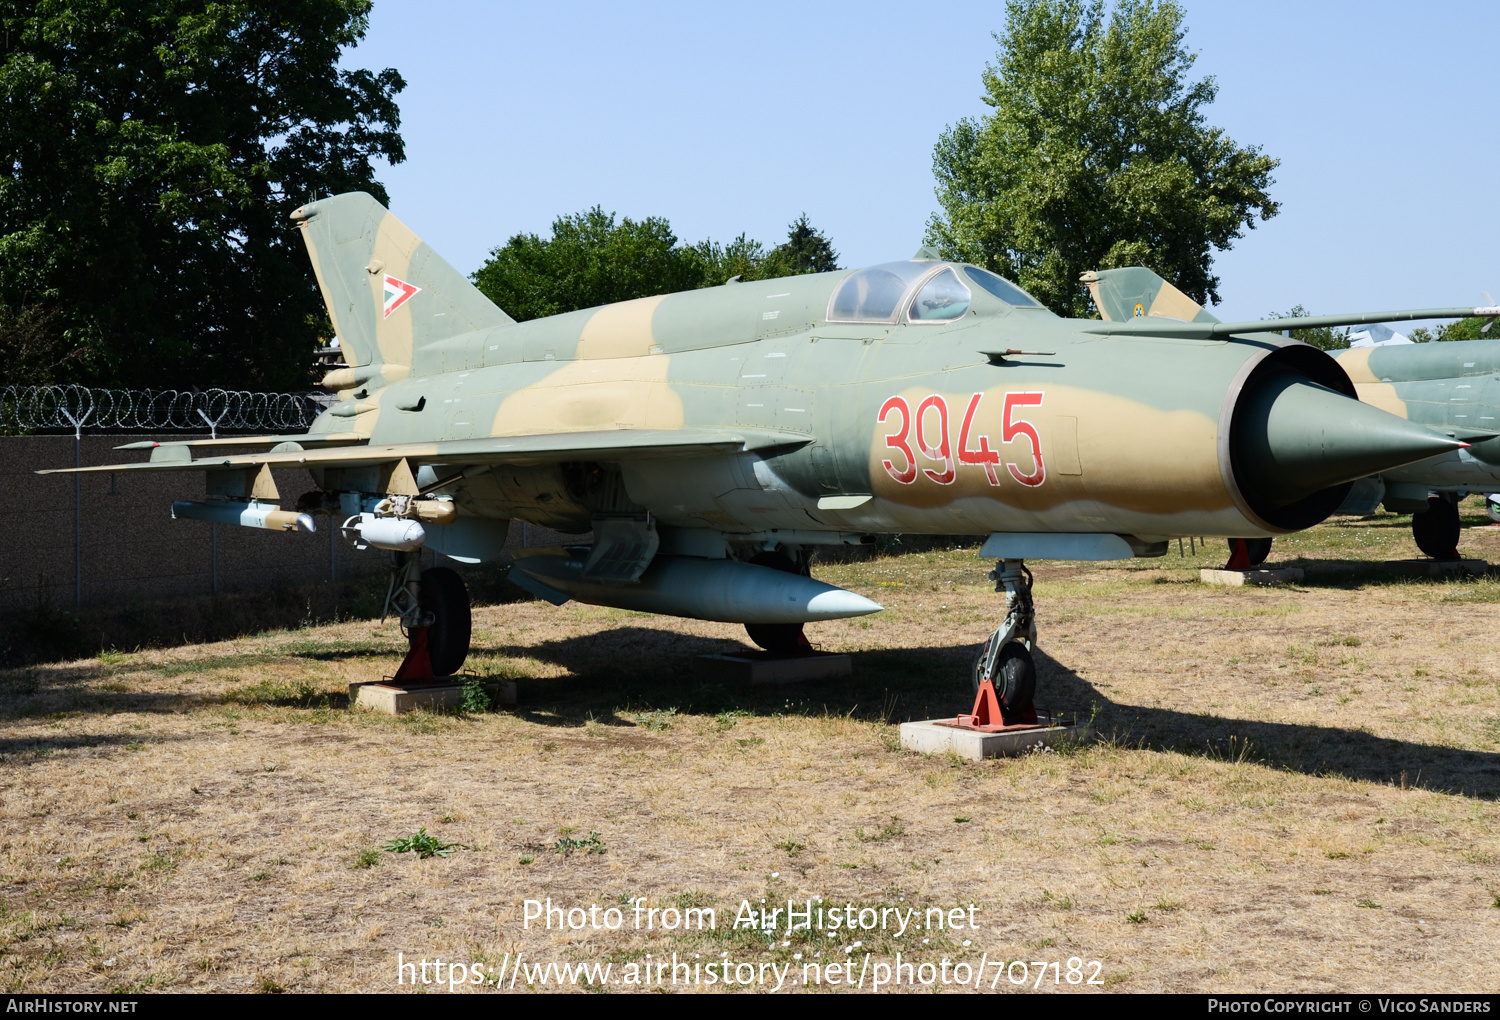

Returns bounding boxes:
[878,392,1045,488]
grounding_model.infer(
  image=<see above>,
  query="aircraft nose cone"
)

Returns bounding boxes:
[804,589,884,620]
[1233,371,1466,510]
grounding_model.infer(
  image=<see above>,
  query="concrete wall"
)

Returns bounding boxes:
[0,435,578,611]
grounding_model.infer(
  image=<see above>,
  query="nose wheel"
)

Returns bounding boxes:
[969,559,1038,725]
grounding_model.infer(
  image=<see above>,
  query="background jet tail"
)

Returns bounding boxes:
[1081,266,1220,324]
[290,192,514,380]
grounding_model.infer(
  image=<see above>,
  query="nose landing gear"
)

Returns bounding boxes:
[965,559,1038,726]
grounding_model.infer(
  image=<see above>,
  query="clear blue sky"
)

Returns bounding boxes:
[345,1,1499,325]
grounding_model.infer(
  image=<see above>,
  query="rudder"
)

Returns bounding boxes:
[1080,267,1220,324]
[290,192,514,381]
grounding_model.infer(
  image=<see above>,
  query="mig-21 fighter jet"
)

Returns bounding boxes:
[44,194,1500,722]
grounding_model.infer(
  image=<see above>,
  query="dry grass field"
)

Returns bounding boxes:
[2,505,1498,994]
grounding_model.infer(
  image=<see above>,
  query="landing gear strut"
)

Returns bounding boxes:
[743,550,813,656]
[385,551,472,682]
[1412,494,1460,560]
[968,559,1038,725]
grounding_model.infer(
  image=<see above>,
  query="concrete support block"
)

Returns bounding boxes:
[899,714,1091,760]
[1200,567,1305,586]
[349,677,517,715]
[694,652,851,686]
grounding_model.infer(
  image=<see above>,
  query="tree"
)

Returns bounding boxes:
[472,208,708,322]
[473,211,840,320]
[1408,318,1493,343]
[926,0,1279,318]
[693,215,838,286]
[0,1,405,389]
[761,213,839,278]
[1266,305,1348,351]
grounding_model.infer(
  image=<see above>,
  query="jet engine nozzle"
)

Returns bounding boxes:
[1231,363,1466,530]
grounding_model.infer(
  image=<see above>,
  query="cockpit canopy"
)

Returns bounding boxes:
[827,261,1042,324]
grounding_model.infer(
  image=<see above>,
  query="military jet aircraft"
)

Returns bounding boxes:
[43,194,1500,721]
[1087,273,1500,563]
[1329,340,1500,559]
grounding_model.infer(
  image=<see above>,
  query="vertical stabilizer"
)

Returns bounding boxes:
[1081,267,1220,324]
[290,192,514,380]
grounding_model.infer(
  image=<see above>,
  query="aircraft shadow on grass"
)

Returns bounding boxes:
[480,627,1500,800]
[2,627,1493,797]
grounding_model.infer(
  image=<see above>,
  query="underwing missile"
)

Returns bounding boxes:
[172,500,315,533]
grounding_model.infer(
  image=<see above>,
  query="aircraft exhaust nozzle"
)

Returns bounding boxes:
[172,500,315,533]
[508,553,883,624]
[1231,368,1465,523]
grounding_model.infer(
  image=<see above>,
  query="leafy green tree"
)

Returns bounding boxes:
[1266,305,1348,351]
[474,211,840,320]
[926,0,1279,317]
[1408,318,1494,343]
[761,214,839,278]
[472,208,708,322]
[692,234,771,288]
[0,0,404,389]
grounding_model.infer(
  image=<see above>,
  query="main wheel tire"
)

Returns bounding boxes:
[420,566,471,676]
[1487,497,1500,524]
[744,551,811,655]
[1225,537,1274,568]
[745,623,810,655]
[1244,538,1273,567]
[970,640,1037,723]
[1412,496,1461,560]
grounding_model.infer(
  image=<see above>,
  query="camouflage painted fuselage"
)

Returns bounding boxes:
[313,248,1314,550]
[1336,341,1500,495]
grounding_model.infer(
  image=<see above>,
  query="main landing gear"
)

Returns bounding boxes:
[1411,494,1461,561]
[1225,538,1273,570]
[385,551,472,682]
[967,559,1038,726]
[743,549,814,656]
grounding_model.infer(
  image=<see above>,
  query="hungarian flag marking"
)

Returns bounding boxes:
[382,274,421,318]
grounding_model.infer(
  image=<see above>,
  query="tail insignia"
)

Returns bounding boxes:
[383,275,421,319]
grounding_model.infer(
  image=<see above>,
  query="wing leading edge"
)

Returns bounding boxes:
[38,427,812,477]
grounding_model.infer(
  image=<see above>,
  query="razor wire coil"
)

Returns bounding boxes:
[0,385,326,433]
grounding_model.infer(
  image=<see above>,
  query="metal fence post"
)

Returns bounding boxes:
[58,407,91,607]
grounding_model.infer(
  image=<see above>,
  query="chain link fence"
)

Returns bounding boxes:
[0,385,328,435]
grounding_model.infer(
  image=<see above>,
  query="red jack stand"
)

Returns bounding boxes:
[1225,538,1253,570]
[391,625,434,685]
[947,677,1039,733]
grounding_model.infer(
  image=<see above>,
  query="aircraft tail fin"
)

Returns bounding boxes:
[1080,267,1220,324]
[290,192,514,380]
